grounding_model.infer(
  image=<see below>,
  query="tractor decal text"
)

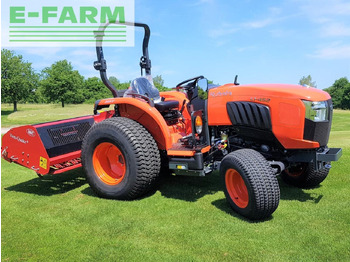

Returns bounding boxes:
[210,91,232,97]
[10,133,28,144]
[61,130,79,137]
[250,97,271,103]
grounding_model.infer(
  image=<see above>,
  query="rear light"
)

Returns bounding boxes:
[195,116,203,134]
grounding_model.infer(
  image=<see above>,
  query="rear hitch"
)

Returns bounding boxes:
[269,161,286,175]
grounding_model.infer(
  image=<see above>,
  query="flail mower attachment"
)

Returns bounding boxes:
[2,115,95,176]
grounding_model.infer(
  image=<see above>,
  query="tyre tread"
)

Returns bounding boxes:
[221,149,280,220]
[281,163,329,188]
[82,117,160,199]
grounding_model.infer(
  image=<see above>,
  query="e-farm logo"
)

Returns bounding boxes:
[2,0,135,47]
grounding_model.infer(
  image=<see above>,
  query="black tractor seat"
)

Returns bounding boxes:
[126,77,180,113]
[155,100,179,112]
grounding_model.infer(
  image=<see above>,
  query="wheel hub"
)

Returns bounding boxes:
[225,168,249,208]
[93,142,126,185]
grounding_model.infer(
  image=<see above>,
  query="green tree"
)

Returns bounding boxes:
[324,77,350,109]
[344,84,350,109]
[40,60,84,107]
[153,75,164,88]
[118,81,131,90]
[1,49,39,111]
[109,76,130,90]
[198,80,216,99]
[84,77,112,102]
[299,75,317,88]
[109,76,120,88]
[153,75,170,91]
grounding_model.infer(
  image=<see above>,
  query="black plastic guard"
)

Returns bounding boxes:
[35,116,94,158]
[227,101,272,130]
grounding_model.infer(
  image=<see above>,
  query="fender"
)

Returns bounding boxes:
[95,97,172,150]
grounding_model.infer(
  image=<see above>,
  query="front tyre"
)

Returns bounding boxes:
[81,117,161,200]
[220,149,280,220]
[281,163,329,188]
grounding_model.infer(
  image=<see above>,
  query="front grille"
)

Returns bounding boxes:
[303,99,333,147]
[227,102,272,130]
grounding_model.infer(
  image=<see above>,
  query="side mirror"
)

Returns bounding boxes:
[197,78,208,92]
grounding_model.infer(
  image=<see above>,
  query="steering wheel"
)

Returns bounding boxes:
[175,75,204,91]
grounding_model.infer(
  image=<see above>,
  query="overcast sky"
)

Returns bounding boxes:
[6,0,350,89]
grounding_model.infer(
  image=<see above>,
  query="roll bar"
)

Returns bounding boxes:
[93,22,152,98]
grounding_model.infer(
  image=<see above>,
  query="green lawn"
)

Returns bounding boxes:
[2,105,350,261]
[1,103,93,127]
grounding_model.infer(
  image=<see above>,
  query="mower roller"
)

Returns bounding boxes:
[2,22,342,220]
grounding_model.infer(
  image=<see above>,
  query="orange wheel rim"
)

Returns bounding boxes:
[225,168,249,208]
[93,142,126,185]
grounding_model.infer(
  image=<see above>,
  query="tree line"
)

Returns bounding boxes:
[1,49,350,111]
[299,75,350,110]
[1,49,169,111]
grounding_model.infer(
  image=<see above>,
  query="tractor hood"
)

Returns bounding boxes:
[207,83,333,149]
[209,83,331,101]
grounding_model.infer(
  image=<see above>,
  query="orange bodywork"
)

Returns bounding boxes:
[97,83,332,151]
[208,83,331,149]
[96,91,192,151]
[160,91,192,134]
[97,97,172,150]
[167,145,211,157]
[1,82,334,177]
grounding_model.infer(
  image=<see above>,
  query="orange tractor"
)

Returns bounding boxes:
[2,23,342,220]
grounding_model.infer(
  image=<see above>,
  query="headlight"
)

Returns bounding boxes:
[195,116,203,134]
[303,100,328,121]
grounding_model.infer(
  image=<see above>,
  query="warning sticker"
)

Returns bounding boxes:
[39,157,47,169]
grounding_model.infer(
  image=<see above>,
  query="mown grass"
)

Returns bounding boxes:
[1,105,350,261]
[329,110,350,148]
[1,103,93,127]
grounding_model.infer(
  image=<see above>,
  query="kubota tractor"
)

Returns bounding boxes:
[2,23,342,220]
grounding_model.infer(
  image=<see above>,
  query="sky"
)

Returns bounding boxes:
[3,0,350,90]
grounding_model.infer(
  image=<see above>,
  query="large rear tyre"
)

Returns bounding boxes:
[220,149,280,220]
[281,163,329,188]
[81,117,161,200]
